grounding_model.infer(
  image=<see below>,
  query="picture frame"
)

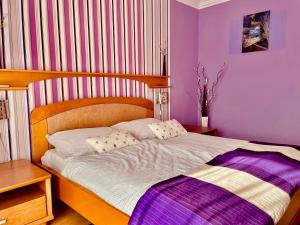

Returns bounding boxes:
[242,11,271,53]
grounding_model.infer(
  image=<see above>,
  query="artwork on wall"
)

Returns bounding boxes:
[242,10,270,53]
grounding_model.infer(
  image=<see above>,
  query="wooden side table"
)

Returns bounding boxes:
[0,160,53,225]
[183,125,217,136]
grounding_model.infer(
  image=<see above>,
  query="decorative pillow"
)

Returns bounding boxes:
[148,119,187,140]
[111,118,161,140]
[86,131,140,153]
[46,127,116,156]
[166,119,188,135]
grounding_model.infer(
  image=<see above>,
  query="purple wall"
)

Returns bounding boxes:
[170,1,199,125]
[198,0,300,145]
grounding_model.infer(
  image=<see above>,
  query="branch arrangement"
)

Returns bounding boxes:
[195,63,227,117]
[160,41,168,76]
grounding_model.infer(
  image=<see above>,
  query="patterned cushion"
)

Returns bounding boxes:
[86,131,139,153]
[148,119,187,140]
[166,119,188,135]
[112,118,161,140]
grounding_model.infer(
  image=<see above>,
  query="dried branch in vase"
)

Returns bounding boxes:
[160,41,168,76]
[159,41,168,56]
[195,62,227,117]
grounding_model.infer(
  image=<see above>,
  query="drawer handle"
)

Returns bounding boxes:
[0,219,6,225]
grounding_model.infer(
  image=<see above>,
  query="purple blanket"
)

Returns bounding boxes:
[129,148,300,225]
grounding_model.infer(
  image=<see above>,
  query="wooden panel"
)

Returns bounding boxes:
[0,87,28,91]
[47,104,152,134]
[45,179,53,217]
[0,187,46,225]
[278,188,300,225]
[31,120,49,164]
[0,186,44,210]
[31,97,153,124]
[0,160,51,193]
[0,70,169,88]
[26,216,53,225]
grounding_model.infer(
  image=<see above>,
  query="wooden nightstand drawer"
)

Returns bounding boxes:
[0,186,47,225]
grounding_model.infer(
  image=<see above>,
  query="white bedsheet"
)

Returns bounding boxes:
[47,133,249,215]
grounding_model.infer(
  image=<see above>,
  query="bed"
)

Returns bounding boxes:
[9,69,295,225]
[29,97,300,225]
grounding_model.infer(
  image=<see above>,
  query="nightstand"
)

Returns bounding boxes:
[183,125,217,136]
[0,160,53,225]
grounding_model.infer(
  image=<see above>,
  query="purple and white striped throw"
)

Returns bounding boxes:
[129,146,300,225]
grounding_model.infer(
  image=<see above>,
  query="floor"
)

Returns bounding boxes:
[49,200,92,225]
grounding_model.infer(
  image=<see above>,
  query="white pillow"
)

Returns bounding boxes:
[86,131,139,153]
[148,119,187,140]
[46,127,116,156]
[111,118,161,140]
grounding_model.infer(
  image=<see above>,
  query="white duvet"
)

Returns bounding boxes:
[43,133,249,215]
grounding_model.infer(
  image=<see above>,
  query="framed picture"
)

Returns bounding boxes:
[242,10,270,53]
[0,100,9,120]
[156,92,168,105]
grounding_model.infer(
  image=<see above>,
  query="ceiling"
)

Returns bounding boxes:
[176,0,230,10]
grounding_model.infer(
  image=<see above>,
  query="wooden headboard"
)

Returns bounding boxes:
[30,97,154,163]
[0,69,168,162]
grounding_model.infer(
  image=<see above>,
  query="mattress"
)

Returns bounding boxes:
[42,133,249,215]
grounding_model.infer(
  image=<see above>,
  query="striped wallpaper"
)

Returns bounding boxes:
[0,0,170,163]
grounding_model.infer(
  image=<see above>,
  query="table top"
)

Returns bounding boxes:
[0,160,51,193]
[183,125,217,134]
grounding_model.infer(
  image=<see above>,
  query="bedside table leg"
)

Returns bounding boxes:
[45,178,53,216]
